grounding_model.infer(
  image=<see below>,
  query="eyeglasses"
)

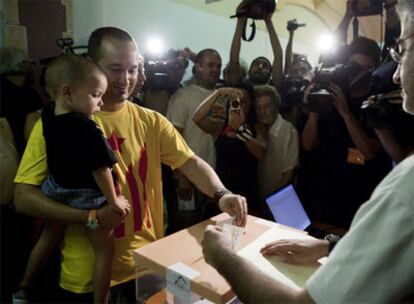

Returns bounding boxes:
[389,31,414,64]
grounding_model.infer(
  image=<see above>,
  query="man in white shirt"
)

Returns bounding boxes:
[167,49,222,227]
[254,85,299,199]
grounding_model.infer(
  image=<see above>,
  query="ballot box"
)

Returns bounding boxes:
[133,214,325,303]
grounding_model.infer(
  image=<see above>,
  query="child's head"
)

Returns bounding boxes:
[45,54,108,116]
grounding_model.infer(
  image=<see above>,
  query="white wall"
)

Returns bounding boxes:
[73,0,330,80]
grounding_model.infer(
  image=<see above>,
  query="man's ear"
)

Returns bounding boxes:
[194,63,201,73]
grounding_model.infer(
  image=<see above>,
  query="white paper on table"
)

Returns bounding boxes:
[237,227,323,289]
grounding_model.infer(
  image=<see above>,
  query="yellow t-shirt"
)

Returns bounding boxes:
[15,101,194,293]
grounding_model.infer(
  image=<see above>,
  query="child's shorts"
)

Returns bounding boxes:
[41,175,106,209]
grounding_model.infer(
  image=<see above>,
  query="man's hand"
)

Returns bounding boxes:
[330,83,351,118]
[178,173,193,201]
[97,204,124,229]
[228,100,246,131]
[260,238,329,264]
[202,225,233,267]
[218,193,247,227]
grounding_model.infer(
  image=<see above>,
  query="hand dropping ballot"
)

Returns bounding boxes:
[217,216,245,251]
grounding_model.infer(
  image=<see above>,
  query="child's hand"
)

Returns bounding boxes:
[111,195,131,216]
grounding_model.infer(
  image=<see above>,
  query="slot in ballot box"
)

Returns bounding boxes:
[133,214,325,303]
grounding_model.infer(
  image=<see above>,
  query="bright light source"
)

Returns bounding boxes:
[318,34,336,52]
[146,37,164,56]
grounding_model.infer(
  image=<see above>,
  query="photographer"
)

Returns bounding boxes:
[227,1,283,89]
[301,37,391,228]
[193,84,267,217]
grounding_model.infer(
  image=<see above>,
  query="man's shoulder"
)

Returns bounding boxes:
[126,102,173,130]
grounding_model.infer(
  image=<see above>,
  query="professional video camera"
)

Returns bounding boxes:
[287,19,306,31]
[144,50,188,92]
[144,60,170,91]
[308,62,372,113]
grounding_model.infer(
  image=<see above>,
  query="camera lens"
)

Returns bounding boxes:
[231,100,240,110]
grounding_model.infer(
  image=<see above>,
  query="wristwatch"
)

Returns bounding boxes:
[213,189,232,203]
[324,233,341,253]
[86,209,99,230]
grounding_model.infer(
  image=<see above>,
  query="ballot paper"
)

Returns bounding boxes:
[237,227,325,288]
[217,217,245,251]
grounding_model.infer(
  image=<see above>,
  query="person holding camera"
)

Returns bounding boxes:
[227,1,283,90]
[201,2,414,302]
[300,37,392,229]
[193,84,267,217]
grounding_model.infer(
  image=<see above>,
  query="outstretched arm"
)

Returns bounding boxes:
[334,0,354,44]
[228,16,246,86]
[178,155,247,227]
[265,13,283,90]
[202,225,314,303]
[285,29,295,75]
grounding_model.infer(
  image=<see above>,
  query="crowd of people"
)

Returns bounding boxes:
[1,0,413,303]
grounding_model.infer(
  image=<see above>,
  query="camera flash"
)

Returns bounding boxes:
[146,37,164,56]
[318,34,336,52]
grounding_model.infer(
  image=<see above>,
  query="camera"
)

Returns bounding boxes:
[287,19,306,31]
[361,61,403,129]
[361,92,403,129]
[308,62,371,113]
[282,76,310,106]
[232,0,276,20]
[230,97,241,111]
[144,60,170,91]
[352,0,384,17]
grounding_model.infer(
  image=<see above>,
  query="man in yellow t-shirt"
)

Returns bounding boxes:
[14,27,247,302]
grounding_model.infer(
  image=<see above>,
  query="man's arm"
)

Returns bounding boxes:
[228,16,246,86]
[14,184,122,228]
[302,113,320,151]
[265,13,284,90]
[285,29,295,75]
[202,225,314,303]
[330,84,381,160]
[177,155,247,226]
[334,0,354,44]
